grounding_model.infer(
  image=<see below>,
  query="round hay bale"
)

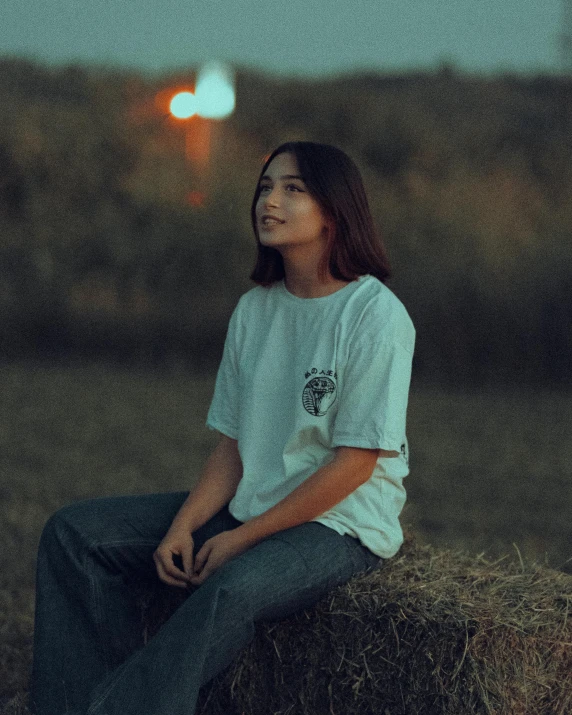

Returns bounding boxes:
[188,535,572,715]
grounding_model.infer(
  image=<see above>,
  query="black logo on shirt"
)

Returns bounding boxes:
[302,372,337,417]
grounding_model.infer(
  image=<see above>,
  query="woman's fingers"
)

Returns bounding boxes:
[188,531,246,586]
[156,563,188,588]
[181,541,195,580]
[155,560,188,588]
[189,545,214,586]
[153,546,190,588]
[192,542,211,576]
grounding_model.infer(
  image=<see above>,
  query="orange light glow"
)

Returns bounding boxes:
[187,190,207,207]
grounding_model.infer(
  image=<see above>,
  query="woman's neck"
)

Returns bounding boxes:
[282,251,350,299]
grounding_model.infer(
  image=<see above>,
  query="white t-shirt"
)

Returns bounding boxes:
[206,274,415,558]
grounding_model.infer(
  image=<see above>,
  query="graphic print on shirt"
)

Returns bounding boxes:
[302,368,337,417]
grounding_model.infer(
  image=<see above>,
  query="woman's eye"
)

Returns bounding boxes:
[259,183,304,194]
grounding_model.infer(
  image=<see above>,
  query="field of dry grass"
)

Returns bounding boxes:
[0,360,570,708]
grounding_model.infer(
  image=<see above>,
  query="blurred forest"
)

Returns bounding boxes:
[0,57,571,385]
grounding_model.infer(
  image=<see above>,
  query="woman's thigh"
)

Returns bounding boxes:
[45,492,189,578]
[52,491,188,543]
[200,522,381,622]
[47,494,241,580]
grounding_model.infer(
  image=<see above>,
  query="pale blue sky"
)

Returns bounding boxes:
[0,0,565,76]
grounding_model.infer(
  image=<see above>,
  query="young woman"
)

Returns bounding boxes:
[31,142,415,715]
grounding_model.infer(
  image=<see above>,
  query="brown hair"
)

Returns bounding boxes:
[250,142,391,286]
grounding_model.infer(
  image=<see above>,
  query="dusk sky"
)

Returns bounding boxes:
[1,0,565,77]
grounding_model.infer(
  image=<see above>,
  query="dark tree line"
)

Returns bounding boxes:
[0,58,571,384]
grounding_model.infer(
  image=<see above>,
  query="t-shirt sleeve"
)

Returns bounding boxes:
[332,308,415,452]
[205,305,241,440]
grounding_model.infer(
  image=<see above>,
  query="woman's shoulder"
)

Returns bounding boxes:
[234,283,276,312]
[228,284,279,328]
[354,275,412,322]
[351,276,415,347]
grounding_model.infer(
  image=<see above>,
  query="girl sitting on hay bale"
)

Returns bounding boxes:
[30,142,415,715]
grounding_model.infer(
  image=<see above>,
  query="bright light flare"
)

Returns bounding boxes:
[195,62,235,119]
[170,92,198,119]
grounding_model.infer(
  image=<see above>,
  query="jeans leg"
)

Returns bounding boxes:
[30,492,195,715]
[85,521,381,715]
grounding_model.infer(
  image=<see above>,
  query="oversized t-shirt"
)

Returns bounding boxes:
[206,274,415,558]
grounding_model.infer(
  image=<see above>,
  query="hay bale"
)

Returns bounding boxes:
[179,535,570,715]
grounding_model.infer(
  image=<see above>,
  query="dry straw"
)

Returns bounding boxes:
[2,535,570,715]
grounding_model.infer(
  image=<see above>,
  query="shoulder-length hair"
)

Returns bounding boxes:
[249,141,391,286]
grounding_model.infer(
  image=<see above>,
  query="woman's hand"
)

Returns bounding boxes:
[153,525,195,588]
[188,529,250,587]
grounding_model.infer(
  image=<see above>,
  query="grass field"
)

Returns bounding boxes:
[1,359,571,705]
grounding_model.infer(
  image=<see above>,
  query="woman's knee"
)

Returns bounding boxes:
[40,498,115,558]
[39,500,92,552]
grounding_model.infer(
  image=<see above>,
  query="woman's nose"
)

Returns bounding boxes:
[263,188,279,206]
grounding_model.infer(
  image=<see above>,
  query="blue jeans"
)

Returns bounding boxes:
[30,492,382,715]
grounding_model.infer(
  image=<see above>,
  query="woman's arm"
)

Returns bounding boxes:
[154,433,242,587]
[237,446,388,545]
[174,434,243,531]
[189,446,389,585]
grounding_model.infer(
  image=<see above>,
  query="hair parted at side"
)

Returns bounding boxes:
[249,141,391,286]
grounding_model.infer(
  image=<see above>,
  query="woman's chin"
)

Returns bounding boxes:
[259,235,285,250]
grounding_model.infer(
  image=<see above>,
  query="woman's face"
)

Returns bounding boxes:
[255,152,329,253]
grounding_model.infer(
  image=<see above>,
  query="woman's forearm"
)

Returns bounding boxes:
[172,434,243,533]
[235,446,380,548]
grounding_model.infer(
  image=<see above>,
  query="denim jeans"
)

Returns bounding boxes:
[30,492,382,715]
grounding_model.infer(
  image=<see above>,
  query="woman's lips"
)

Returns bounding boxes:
[259,215,285,228]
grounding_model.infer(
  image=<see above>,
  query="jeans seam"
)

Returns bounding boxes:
[86,539,160,550]
[86,656,134,715]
